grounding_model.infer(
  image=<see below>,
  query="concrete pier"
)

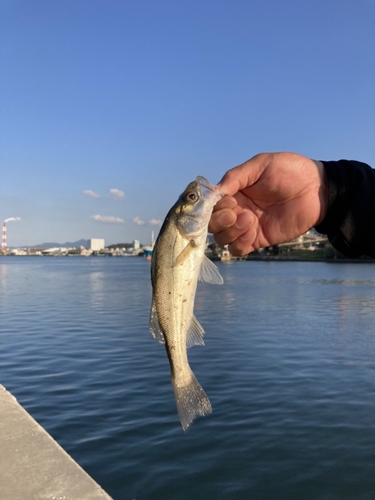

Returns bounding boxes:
[0,384,113,500]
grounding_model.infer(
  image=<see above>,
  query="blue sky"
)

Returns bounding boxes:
[1,0,374,246]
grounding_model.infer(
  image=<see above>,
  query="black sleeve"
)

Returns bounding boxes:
[314,160,375,258]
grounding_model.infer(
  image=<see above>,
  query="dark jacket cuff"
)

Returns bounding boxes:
[315,160,375,257]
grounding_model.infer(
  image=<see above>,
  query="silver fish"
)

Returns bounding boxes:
[149,176,224,431]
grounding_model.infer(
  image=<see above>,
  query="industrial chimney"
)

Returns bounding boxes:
[2,218,21,249]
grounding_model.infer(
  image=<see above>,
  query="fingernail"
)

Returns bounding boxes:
[239,231,252,242]
[217,212,234,228]
[235,212,252,229]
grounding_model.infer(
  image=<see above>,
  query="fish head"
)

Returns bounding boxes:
[174,176,224,237]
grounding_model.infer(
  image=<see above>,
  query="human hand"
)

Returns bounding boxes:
[209,152,328,256]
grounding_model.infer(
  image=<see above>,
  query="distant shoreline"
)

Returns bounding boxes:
[1,254,375,264]
[245,256,375,264]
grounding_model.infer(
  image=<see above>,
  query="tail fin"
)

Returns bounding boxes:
[172,372,212,432]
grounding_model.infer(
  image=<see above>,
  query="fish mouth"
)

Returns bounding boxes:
[195,176,215,191]
[196,176,225,199]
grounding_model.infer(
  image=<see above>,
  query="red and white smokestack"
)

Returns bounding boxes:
[1,222,6,249]
[2,218,21,249]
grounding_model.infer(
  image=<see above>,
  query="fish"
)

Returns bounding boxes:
[149,176,224,431]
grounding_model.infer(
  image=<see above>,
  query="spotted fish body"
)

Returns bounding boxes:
[150,176,224,431]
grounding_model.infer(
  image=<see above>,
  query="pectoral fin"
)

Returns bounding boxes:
[199,255,224,285]
[149,298,165,344]
[174,240,196,267]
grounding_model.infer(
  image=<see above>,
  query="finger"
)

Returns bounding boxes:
[228,227,257,256]
[213,211,254,245]
[212,194,237,213]
[208,208,237,234]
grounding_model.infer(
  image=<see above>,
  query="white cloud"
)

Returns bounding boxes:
[108,188,125,200]
[133,216,146,226]
[91,215,125,224]
[83,190,100,199]
[149,218,162,226]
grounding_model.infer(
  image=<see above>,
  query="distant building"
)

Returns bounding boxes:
[133,239,140,250]
[42,247,67,255]
[89,238,105,251]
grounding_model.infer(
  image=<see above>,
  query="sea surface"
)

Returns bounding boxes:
[1,256,375,500]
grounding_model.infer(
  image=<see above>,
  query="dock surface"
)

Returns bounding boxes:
[0,384,113,500]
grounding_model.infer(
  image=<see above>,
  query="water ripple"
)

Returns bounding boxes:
[2,258,375,499]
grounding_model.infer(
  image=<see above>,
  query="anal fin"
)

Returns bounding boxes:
[186,315,205,348]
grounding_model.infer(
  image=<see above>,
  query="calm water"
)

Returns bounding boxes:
[1,257,375,500]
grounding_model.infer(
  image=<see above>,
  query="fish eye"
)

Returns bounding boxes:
[185,191,198,203]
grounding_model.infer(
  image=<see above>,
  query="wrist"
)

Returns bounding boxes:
[314,160,329,226]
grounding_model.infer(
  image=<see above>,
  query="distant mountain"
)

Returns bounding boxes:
[31,239,90,248]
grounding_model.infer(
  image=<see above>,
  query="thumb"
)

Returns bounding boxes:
[217,155,267,197]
